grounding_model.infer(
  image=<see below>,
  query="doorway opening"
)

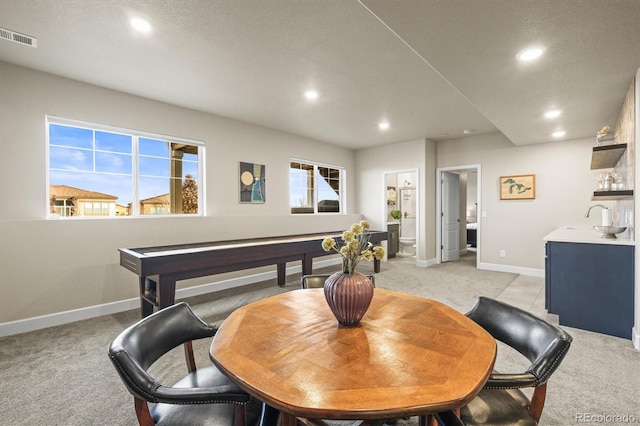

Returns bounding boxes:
[436,165,481,268]
[384,170,419,262]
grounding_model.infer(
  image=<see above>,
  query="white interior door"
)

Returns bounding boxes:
[442,171,460,262]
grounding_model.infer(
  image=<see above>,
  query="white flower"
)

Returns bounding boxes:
[320,221,385,274]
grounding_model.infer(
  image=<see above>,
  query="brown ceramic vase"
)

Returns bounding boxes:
[323,271,374,326]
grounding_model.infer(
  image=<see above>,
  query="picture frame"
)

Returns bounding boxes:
[500,174,535,200]
[386,186,397,205]
[239,162,265,203]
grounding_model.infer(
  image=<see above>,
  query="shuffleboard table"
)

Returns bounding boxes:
[119,231,387,317]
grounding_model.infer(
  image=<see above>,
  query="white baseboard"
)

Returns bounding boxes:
[0,258,342,337]
[417,257,437,268]
[479,262,545,277]
[0,298,142,338]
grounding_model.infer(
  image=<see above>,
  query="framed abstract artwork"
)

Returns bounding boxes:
[239,162,265,203]
[500,174,535,200]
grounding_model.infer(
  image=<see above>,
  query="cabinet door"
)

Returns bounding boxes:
[547,242,634,339]
[387,223,399,257]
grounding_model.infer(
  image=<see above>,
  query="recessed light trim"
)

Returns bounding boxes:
[463,129,473,134]
[378,121,390,131]
[544,109,562,119]
[516,46,545,62]
[131,18,152,33]
[552,130,566,138]
[304,90,318,101]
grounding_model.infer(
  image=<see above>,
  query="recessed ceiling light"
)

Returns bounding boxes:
[463,129,473,134]
[304,90,318,101]
[131,18,152,33]
[552,130,566,138]
[516,46,545,62]
[378,121,390,131]
[544,109,562,119]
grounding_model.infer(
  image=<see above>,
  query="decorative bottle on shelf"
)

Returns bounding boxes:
[602,173,612,191]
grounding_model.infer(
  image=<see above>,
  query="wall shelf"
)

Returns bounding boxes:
[590,144,627,169]
[592,190,633,200]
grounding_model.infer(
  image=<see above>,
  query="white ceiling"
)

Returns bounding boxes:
[0,0,638,149]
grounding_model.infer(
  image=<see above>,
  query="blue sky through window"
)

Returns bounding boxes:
[49,123,199,207]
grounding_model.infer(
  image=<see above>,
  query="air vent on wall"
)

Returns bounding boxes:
[0,27,37,48]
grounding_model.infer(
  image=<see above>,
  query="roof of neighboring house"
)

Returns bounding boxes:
[140,193,170,204]
[50,185,118,200]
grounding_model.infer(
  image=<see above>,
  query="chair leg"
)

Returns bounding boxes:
[418,415,437,426]
[134,398,154,426]
[529,382,547,422]
[235,404,246,426]
[184,341,197,373]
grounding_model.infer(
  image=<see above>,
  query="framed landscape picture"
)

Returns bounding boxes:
[500,174,535,200]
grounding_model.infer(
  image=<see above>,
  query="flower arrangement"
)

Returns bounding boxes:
[321,220,385,275]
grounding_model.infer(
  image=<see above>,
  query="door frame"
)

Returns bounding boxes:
[436,164,481,267]
[382,168,420,263]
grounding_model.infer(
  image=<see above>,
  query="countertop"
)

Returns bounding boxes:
[543,227,635,246]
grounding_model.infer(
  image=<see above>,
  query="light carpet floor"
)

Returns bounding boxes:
[0,252,638,425]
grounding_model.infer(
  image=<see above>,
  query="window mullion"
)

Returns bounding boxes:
[132,135,140,216]
[313,165,319,214]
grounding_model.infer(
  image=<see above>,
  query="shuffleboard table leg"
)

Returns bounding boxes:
[156,276,177,311]
[277,263,286,286]
[302,255,313,276]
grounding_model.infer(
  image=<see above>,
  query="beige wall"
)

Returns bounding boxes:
[356,132,605,272]
[437,132,607,271]
[0,62,361,325]
[355,138,436,264]
[3,59,637,345]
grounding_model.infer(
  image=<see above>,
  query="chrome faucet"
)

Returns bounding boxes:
[585,204,613,226]
[584,204,607,218]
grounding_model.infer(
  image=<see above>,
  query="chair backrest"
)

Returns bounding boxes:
[108,302,217,401]
[466,297,572,385]
[301,274,375,289]
[301,274,331,289]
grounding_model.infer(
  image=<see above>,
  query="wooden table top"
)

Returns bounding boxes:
[210,288,496,421]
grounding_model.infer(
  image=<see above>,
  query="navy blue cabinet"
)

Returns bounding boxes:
[545,241,634,339]
[387,223,399,258]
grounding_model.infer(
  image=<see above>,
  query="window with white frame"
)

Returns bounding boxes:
[47,116,203,217]
[290,160,344,214]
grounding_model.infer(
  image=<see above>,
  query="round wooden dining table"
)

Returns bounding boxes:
[210,288,496,426]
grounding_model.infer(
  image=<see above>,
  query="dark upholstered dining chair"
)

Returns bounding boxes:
[429,297,572,426]
[300,274,375,289]
[108,302,262,426]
